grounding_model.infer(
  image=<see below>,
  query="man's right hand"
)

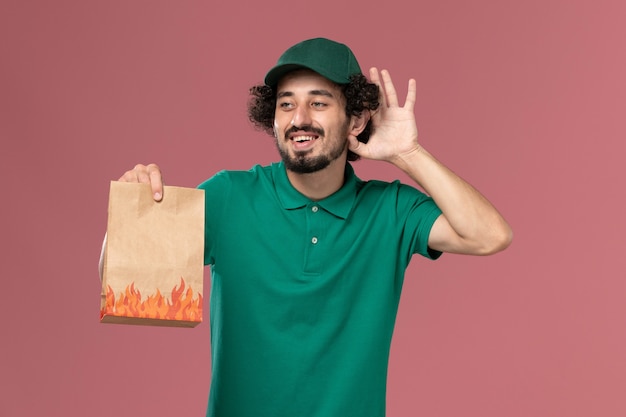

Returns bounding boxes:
[118,163,164,201]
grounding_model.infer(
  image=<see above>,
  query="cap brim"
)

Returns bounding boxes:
[264,63,352,88]
[264,64,315,88]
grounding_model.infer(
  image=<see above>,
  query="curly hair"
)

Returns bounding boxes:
[247,73,379,161]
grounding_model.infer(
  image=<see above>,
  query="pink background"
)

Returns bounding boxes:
[1,0,625,416]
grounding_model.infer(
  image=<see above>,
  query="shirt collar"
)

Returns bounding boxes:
[272,161,358,219]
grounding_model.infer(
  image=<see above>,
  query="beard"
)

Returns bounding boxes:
[276,124,348,174]
[277,140,347,173]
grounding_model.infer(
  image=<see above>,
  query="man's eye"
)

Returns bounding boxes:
[279,102,293,109]
[312,102,327,108]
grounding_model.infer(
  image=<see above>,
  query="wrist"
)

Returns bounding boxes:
[390,144,426,171]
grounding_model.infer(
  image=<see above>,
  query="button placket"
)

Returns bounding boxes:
[303,203,323,274]
[311,205,319,244]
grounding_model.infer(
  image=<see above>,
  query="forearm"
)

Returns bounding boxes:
[391,146,512,255]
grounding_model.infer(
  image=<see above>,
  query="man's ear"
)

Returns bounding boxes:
[349,111,370,137]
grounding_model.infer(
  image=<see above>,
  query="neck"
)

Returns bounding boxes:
[286,158,346,201]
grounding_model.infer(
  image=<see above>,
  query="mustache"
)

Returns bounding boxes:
[285,125,325,137]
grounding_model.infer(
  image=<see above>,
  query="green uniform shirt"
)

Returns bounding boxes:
[199,162,442,417]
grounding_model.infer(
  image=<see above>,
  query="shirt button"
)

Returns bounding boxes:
[311,237,318,244]
[311,206,319,213]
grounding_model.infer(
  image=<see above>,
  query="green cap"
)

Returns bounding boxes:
[264,38,362,88]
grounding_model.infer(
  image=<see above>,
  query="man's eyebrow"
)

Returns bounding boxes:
[276,89,335,99]
[309,89,334,98]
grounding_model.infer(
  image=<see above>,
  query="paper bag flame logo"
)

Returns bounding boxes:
[101,277,202,322]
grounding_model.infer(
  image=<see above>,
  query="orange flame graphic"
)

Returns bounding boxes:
[101,277,202,325]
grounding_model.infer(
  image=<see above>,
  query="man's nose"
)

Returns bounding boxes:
[291,105,312,128]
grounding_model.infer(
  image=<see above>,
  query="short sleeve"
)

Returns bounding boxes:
[197,171,231,266]
[396,183,443,262]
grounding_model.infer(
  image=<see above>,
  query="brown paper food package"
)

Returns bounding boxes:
[100,181,205,327]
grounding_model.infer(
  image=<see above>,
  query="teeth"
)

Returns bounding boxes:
[293,136,315,142]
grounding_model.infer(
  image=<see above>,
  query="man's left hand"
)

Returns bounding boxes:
[347,67,421,165]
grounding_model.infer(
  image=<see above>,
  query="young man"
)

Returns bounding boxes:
[116,38,512,417]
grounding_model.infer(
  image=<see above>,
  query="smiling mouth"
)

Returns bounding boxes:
[291,135,318,143]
